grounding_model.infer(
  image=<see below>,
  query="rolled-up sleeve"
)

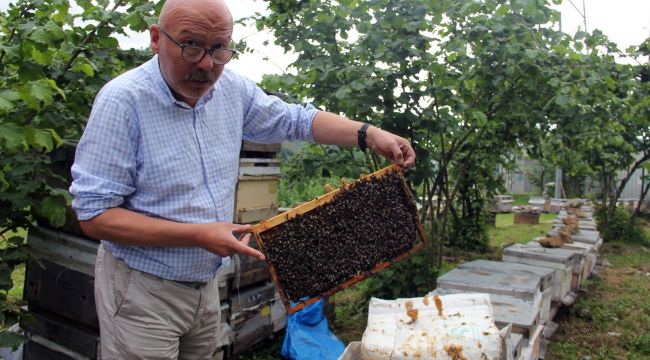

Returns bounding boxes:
[70,87,138,220]
[240,77,318,144]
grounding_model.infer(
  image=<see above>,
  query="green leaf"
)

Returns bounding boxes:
[0,171,9,191]
[0,123,27,151]
[25,80,54,107]
[24,126,57,152]
[0,330,25,350]
[39,195,67,228]
[554,94,571,107]
[0,90,20,111]
[73,61,95,77]
[472,110,488,126]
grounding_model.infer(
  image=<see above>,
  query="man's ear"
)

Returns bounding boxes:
[150,25,161,54]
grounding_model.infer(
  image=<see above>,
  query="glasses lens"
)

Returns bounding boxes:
[212,49,233,64]
[182,46,205,62]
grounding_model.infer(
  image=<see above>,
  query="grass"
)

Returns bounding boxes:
[546,240,650,359]
[489,212,556,248]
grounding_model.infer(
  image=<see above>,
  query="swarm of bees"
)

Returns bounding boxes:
[259,171,419,302]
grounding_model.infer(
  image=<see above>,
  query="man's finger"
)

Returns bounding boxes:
[235,241,266,261]
[392,142,405,166]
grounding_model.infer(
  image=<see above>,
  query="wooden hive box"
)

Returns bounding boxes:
[502,243,579,305]
[548,228,602,250]
[435,268,544,337]
[457,260,554,324]
[526,241,585,292]
[234,141,282,224]
[531,237,598,284]
[250,165,427,313]
[25,226,99,329]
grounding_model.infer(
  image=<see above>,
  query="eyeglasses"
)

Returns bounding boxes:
[159,28,236,65]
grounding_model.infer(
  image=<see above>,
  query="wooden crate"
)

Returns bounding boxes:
[531,237,597,285]
[270,293,287,333]
[28,226,99,277]
[514,211,540,225]
[235,142,282,224]
[497,195,514,213]
[548,228,602,249]
[251,165,427,314]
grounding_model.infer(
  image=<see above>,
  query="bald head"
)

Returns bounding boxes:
[159,0,233,30]
[151,0,234,107]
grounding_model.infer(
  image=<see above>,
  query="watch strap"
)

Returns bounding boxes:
[358,123,370,152]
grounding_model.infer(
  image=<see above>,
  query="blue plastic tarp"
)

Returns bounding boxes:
[281,299,345,360]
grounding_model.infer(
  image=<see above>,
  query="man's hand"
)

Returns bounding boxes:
[311,112,416,168]
[194,222,265,261]
[366,126,416,168]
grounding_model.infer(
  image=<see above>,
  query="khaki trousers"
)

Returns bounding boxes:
[94,245,221,360]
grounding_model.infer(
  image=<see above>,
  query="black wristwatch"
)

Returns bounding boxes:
[358,123,370,152]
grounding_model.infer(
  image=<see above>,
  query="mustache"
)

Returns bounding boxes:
[185,70,215,82]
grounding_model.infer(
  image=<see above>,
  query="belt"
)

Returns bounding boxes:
[175,280,208,289]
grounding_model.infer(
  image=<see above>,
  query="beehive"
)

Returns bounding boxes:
[251,165,427,313]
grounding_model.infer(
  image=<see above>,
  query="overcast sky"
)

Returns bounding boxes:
[1,0,648,81]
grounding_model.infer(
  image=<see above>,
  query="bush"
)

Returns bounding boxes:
[595,206,649,244]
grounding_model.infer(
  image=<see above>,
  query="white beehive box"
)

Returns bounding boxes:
[434,268,544,337]
[456,260,554,324]
[502,244,576,305]
[360,293,510,360]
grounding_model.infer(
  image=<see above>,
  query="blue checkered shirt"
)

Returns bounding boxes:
[70,56,316,282]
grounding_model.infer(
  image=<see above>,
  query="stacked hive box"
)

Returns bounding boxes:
[223,141,286,357]
[22,226,101,359]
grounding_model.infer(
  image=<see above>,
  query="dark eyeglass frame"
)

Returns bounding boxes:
[159,28,236,65]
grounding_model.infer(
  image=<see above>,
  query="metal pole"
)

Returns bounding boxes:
[582,0,587,32]
[555,168,563,199]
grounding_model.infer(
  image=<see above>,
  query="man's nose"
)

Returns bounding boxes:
[196,52,214,71]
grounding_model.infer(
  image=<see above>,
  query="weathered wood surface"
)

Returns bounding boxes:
[241,141,281,154]
[437,267,542,301]
[456,260,554,323]
[548,228,602,249]
[239,158,281,177]
[457,259,554,292]
[526,241,584,291]
[503,244,575,302]
[531,237,598,281]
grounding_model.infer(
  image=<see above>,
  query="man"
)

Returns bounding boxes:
[70,0,415,358]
